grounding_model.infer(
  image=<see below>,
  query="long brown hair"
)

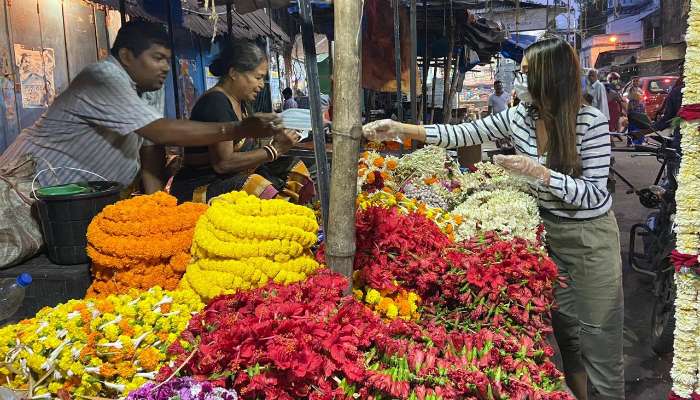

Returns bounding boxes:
[524,38,582,177]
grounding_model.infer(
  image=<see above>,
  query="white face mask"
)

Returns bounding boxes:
[280,108,311,140]
[513,73,533,104]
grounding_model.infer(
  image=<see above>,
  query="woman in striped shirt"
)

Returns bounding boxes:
[364,38,623,400]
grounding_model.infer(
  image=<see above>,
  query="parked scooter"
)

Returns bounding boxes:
[613,112,679,354]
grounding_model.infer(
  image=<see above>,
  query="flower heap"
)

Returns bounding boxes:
[356,189,462,240]
[452,189,541,243]
[357,151,400,193]
[179,191,321,302]
[669,0,700,397]
[126,377,238,400]
[0,287,202,398]
[394,145,462,184]
[338,206,558,342]
[162,269,572,400]
[86,192,207,297]
[458,162,530,193]
[353,286,421,321]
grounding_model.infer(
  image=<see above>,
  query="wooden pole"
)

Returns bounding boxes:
[119,0,126,25]
[326,0,362,283]
[298,0,331,231]
[226,3,233,35]
[441,16,454,123]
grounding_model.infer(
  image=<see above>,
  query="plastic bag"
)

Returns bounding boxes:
[0,155,43,269]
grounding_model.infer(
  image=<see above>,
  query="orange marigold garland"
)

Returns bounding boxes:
[86,192,207,297]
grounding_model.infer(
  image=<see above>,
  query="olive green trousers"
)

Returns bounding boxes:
[542,210,625,399]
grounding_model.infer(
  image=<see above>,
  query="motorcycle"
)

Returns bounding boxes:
[613,112,680,354]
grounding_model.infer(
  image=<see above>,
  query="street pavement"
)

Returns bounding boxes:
[591,151,673,399]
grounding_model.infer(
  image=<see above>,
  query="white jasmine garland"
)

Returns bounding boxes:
[671,273,699,398]
[670,2,700,396]
[458,162,529,193]
[396,145,462,182]
[451,189,540,242]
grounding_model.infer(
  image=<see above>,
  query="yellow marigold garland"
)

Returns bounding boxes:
[86,192,207,297]
[180,191,321,302]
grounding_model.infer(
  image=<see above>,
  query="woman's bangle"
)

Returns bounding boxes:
[263,145,278,161]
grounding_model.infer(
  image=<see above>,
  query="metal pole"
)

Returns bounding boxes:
[515,0,520,43]
[298,0,330,232]
[422,0,429,124]
[119,0,126,25]
[165,0,181,119]
[393,0,403,123]
[410,0,417,126]
[226,3,233,35]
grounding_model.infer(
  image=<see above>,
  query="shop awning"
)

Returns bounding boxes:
[92,0,290,44]
[500,33,537,63]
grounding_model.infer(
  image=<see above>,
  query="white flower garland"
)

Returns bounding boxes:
[670,0,700,397]
[451,189,540,242]
[671,273,700,398]
[676,121,700,257]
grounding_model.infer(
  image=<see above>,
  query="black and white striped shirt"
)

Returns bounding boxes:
[425,104,612,219]
[0,56,164,187]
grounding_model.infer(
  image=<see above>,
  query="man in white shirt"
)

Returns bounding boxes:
[586,69,610,120]
[488,80,510,115]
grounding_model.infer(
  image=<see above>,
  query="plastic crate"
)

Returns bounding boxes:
[0,255,91,323]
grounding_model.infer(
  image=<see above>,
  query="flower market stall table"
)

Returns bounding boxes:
[0,147,576,399]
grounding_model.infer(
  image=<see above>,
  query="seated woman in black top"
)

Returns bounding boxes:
[170,40,314,204]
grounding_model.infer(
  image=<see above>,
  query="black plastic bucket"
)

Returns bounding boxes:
[34,181,122,265]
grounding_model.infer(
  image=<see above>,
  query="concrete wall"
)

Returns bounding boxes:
[660,0,689,44]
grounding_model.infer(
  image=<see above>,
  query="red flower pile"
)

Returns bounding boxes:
[162,207,572,399]
[165,271,572,400]
[320,206,560,342]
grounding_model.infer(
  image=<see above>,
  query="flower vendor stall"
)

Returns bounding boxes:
[0,145,575,399]
[668,0,700,398]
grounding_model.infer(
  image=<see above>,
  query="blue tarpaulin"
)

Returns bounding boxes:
[500,34,537,63]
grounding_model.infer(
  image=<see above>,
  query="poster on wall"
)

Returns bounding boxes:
[205,69,218,91]
[178,58,198,118]
[13,44,56,108]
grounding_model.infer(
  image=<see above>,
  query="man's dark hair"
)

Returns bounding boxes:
[494,80,502,85]
[110,20,170,59]
[282,87,293,99]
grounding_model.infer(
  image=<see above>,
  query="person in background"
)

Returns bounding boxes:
[488,80,510,115]
[627,84,646,146]
[654,66,684,160]
[606,72,626,134]
[586,69,610,120]
[282,87,298,110]
[169,40,314,204]
[364,37,624,400]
